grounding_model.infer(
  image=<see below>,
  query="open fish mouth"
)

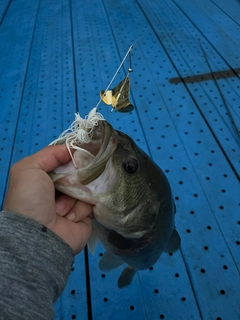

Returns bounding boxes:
[50,120,116,185]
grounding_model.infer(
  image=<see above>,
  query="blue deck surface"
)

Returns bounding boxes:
[0,1,239,319]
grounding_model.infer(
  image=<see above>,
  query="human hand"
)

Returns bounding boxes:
[3,145,93,254]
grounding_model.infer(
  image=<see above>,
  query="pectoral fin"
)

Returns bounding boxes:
[87,228,98,255]
[98,251,124,271]
[164,229,181,253]
[118,266,136,288]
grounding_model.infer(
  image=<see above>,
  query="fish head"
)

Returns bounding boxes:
[50,120,173,240]
[94,129,163,239]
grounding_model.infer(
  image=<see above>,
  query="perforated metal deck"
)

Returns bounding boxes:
[0,1,239,319]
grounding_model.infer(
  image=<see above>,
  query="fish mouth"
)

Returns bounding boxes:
[50,120,116,185]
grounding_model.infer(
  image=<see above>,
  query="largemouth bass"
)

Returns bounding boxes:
[50,120,181,288]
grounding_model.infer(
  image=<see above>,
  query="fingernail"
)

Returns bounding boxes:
[66,212,75,221]
[56,202,65,215]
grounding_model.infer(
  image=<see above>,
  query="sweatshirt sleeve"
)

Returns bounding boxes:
[0,210,74,320]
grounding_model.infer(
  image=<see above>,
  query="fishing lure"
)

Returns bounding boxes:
[50,46,135,165]
[50,107,104,168]
[97,45,135,113]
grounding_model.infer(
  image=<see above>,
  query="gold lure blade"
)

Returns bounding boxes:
[100,76,134,113]
[100,90,113,105]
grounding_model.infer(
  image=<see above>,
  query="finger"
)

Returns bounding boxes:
[55,194,77,216]
[70,217,93,254]
[18,145,72,173]
[65,200,94,222]
[54,216,93,254]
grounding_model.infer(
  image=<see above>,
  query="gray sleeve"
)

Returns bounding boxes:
[0,211,74,320]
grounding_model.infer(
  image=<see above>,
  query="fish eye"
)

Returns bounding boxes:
[123,159,138,174]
